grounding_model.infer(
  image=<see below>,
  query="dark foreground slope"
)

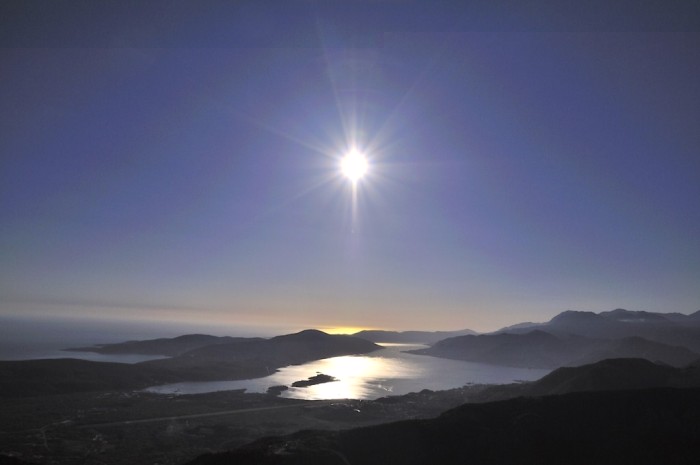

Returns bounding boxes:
[189,387,700,465]
[0,358,180,397]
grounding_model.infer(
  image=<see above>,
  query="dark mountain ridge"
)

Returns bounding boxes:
[0,330,381,397]
[600,308,671,322]
[471,309,700,353]
[571,335,700,366]
[526,357,700,396]
[144,330,380,374]
[66,334,246,356]
[352,329,477,344]
[410,329,699,368]
[0,358,180,397]
[463,357,700,401]
[493,308,700,352]
[409,330,582,368]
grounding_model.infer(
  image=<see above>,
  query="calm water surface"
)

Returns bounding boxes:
[145,344,550,399]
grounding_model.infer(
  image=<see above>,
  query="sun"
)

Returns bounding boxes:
[340,149,368,183]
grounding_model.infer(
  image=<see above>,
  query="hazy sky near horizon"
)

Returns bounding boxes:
[2,2,700,333]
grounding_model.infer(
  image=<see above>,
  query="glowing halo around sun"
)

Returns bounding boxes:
[340,149,368,183]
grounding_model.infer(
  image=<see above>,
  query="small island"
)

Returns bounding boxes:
[266,385,289,396]
[291,373,338,388]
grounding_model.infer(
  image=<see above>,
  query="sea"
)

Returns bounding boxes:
[0,316,551,400]
[0,315,278,363]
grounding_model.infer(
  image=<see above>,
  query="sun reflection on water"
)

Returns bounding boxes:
[145,344,551,399]
[288,355,396,400]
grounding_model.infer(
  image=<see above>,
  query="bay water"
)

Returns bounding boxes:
[145,343,550,400]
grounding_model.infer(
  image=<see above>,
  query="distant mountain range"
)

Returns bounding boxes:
[0,330,381,397]
[409,309,700,368]
[66,334,248,356]
[351,329,477,344]
[497,308,700,350]
[410,331,699,368]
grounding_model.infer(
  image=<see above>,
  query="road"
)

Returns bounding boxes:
[76,400,336,429]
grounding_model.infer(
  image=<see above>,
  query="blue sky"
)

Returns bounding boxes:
[1,2,699,332]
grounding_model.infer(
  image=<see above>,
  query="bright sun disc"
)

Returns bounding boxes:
[341,150,368,182]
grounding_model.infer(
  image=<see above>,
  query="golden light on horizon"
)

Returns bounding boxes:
[322,326,372,335]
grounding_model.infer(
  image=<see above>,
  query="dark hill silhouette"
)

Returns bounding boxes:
[600,308,670,322]
[496,320,539,332]
[663,309,700,323]
[352,329,477,344]
[409,330,585,368]
[269,330,381,358]
[0,331,381,397]
[525,358,700,396]
[144,329,380,379]
[461,357,700,403]
[547,310,627,337]
[495,309,700,352]
[187,387,700,465]
[410,330,699,368]
[0,358,180,397]
[144,330,381,379]
[66,334,245,356]
[570,335,699,367]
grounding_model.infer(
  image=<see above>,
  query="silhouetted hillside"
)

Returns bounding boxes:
[600,308,671,323]
[66,334,246,356]
[0,358,180,397]
[547,310,627,337]
[457,358,700,403]
[142,330,381,380]
[526,358,700,396]
[269,330,382,358]
[571,336,699,367]
[496,321,538,332]
[659,309,700,323]
[410,329,699,368]
[409,330,584,368]
[1,331,381,397]
[352,329,477,344]
[188,388,700,465]
[494,309,700,352]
